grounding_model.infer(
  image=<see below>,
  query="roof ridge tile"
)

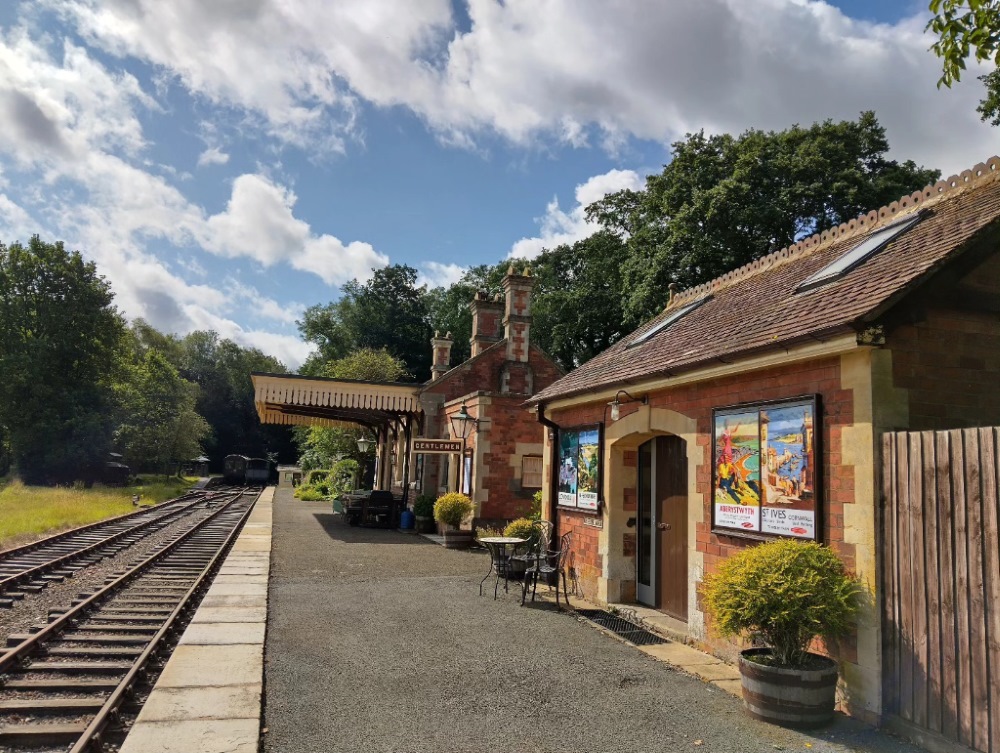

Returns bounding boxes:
[670,155,1000,308]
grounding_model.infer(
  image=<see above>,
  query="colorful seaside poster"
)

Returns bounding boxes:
[759,401,816,539]
[576,427,600,510]
[713,410,761,533]
[558,430,579,507]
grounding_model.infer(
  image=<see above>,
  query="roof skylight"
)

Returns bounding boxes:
[797,212,925,292]
[629,296,709,347]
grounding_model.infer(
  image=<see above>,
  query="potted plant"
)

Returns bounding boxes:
[503,517,536,577]
[434,492,474,549]
[413,494,437,534]
[701,539,862,728]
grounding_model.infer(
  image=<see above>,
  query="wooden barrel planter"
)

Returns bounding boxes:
[443,529,475,550]
[738,649,838,729]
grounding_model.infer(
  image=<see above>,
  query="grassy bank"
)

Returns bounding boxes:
[0,476,198,550]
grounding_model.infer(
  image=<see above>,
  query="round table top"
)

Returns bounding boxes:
[478,536,527,544]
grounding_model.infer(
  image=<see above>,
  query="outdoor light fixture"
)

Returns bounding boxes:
[356,434,374,454]
[450,402,479,440]
[608,390,648,422]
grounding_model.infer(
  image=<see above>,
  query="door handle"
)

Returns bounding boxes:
[657,522,671,531]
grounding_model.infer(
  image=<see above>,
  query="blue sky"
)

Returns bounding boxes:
[0,0,995,368]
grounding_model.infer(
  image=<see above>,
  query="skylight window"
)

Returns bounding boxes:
[797,212,924,292]
[629,296,709,347]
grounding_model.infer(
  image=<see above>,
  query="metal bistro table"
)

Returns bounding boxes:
[478,536,527,599]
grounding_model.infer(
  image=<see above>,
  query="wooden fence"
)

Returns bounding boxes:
[882,427,1000,753]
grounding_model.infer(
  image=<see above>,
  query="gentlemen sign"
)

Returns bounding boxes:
[413,438,463,454]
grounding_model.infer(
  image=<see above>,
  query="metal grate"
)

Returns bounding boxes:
[575,609,668,646]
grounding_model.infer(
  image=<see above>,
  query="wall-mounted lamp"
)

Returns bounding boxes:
[356,434,374,454]
[450,402,479,440]
[608,390,648,421]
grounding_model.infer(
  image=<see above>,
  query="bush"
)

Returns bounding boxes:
[475,525,503,540]
[433,492,473,529]
[530,490,543,521]
[503,517,535,540]
[701,539,862,668]
[413,493,436,518]
[305,470,330,486]
[294,485,326,501]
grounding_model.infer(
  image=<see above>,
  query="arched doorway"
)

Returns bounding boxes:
[636,435,688,620]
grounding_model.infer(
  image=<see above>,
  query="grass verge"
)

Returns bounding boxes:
[0,476,199,551]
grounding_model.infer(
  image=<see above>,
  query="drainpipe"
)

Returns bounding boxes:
[535,402,561,535]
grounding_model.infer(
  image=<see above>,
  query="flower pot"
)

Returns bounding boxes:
[415,515,435,534]
[443,529,474,550]
[738,648,838,729]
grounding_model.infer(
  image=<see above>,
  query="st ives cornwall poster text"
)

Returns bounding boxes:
[558,426,600,511]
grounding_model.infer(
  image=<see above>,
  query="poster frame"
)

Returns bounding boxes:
[555,423,604,515]
[710,394,822,542]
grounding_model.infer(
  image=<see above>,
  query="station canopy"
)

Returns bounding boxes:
[251,372,423,431]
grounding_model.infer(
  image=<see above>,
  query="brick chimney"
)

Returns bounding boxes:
[469,291,504,357]
[502,264,534,363]
[430,330,453,380]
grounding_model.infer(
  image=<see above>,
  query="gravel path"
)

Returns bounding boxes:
[264,491,923,753]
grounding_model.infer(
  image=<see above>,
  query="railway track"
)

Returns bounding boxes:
[0,491,232,609]
[0,487,259,751]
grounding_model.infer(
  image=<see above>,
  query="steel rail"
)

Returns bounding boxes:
[0,491,224,598]
[71,489,261,752]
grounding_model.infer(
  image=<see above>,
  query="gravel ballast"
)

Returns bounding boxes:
[263,490,922,753]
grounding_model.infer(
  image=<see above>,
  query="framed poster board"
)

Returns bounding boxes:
[712,396,820,541]
[557,424,602,512]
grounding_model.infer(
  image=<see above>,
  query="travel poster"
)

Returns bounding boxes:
[576,427,600,510]
[558,430,579,507]
[713,410,762,532]
[759,402,816,539]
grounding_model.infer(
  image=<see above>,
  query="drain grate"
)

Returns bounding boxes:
[575,609,668,646]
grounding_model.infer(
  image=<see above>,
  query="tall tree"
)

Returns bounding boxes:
[927,1,1000,124]
[0,236,127,484]
[588,112,940,323]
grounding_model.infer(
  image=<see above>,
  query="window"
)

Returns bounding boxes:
[628,296,710,347]
[521,455,543,489]
[797,212,924,292]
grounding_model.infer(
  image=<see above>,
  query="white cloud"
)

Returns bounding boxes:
[197,146,229,167]
[418,261,467,288]
[510,168,644,258]
[50,0,998,173]
[225,279,305,325]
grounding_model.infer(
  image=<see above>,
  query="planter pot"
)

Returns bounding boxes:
[443,529,475,550]
[414,515,435,534]
[738,648,838,729]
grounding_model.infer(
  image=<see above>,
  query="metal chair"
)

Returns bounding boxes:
[509,520,553,571]
[521,531,572,607]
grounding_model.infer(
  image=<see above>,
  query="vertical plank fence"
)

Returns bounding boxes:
[882,428,1000,753]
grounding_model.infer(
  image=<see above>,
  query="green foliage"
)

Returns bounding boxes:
[330,458,360,494]
[294,486,326,501]
[475,524,503,540]
[413,493,436,518]
[977,68,1000,125]
[433,492,473,529]
[588,113,939,325]
[503,517,535,540]
[928,0,1000,88]
[530,490,543,522]
[0,236,127,484]
[701,540,863,668]
[425,264,507,367]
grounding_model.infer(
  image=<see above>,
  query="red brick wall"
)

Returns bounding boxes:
[557,508,602,592]
[887,306,1000,430]
[477,396,542,521]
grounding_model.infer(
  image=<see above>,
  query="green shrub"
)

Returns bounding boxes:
[475,525,503,540]
[294,486,325,502]
[305,470,330,486]
[413,493,436,518]
[503,517,535,540]
[530,490,543,521]
[330,459,360,494]
[701,539,862,668]
[433,492,473,529]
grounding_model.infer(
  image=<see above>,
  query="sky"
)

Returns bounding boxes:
[1,0,996,370]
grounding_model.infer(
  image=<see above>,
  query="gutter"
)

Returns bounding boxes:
[535,402,561,532]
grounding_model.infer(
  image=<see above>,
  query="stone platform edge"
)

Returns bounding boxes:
[119,486,273,753]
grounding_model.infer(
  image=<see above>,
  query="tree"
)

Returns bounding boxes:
[299,265,433,381]
[0,236,127,484]
[425,263,507,366]
[588,113,939,323]
[115,349,210,475]
[927,1,1000,124]
[296,349,408,472]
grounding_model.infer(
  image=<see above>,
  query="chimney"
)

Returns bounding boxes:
[502,264,534,363]
[469,290,504,357]
[430,330,453,380]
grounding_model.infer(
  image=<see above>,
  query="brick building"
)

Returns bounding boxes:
[528,157,1000,727]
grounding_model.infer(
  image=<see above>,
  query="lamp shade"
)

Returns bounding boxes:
[356,435,374,454]
[450,403,478,440]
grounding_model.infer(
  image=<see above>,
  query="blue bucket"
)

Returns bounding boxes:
[400,509,415,530]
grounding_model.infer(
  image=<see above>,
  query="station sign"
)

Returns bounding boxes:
[413,438,463,454]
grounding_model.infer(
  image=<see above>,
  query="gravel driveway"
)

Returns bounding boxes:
[263,490,922,753]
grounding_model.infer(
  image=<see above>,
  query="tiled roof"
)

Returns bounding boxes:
[532,157,1000,404]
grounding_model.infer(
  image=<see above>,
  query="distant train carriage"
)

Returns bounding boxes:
[245,458,271,485]
[223,454,249,485]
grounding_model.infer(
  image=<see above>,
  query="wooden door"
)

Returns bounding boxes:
[656,435,688,621]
